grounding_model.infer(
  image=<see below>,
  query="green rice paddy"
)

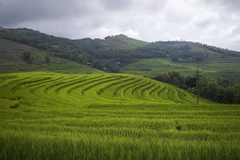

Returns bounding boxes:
[0,72,240,160]
[121,58,240,83]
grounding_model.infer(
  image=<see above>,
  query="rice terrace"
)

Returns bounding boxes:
[0,71,240,159]
[0,26,240,159]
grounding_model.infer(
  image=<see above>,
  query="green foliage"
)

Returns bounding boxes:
[22,52,31,62]
[154,71,187,89]
[200,82,240,104]
[45,55,50,63]
[154,71,240,104]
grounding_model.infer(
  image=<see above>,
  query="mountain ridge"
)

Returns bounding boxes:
[0,27,240,83]
[1,27,239,53]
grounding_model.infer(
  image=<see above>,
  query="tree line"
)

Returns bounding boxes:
[153,71,240,104]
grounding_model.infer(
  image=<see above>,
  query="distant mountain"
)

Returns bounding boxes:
[102,34,148,49]
[0,27,240,82]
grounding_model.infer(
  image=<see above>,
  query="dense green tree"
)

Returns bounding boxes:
[22,52,31,62]
[45,56,50,63]
[154,72,240,104]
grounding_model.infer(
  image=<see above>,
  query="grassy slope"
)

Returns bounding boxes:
[1,28,240,83]
[121,58,240,83]
[0,71,210,105]
[120,41,240,83]
[0,72,239,159]
[0,38,102,74]
[103,34,149,49]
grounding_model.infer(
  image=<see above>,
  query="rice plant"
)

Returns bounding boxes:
[0,72,239,160]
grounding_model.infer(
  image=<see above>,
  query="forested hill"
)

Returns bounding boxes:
[1,27,240,73]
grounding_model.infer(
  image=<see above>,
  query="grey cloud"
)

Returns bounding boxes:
[100,0,133,11]
[0,0,167,27]
[232,27,240,36]
[228,40,240,51]
[99,0,167,13]
[195,20,212,28]
[194,13,219,28]
[134,0,167,13]
[0,0,100,26]
[215,0,240,11]
[198,0,240,12]
[163,10,193,23]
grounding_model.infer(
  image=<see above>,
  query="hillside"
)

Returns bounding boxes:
[0,72,211,105]
[0,38,101,74]
[1,27,240,83]
[1,29,240,160]
[133,41,240,81]
[102,34,148,49]
[121,58,240,83]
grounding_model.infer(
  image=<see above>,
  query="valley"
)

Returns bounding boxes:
[0,28,240,159]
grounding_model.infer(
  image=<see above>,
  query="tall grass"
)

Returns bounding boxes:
[1,131,239,160]
[0,72,239,159]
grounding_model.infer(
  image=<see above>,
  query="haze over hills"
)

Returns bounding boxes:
[0,27,240,83]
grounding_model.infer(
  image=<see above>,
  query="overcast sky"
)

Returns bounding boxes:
[0,0,240,51]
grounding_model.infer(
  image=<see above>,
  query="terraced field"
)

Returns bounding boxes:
[0,72,204,107]
[121,58,240,83]
[1,72,240,160]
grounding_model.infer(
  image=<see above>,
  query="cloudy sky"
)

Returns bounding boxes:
[0,0,240,51]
